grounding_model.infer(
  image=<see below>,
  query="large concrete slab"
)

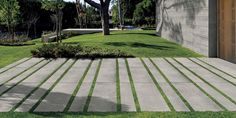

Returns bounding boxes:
[88,83,117,112]
[167,58,236,111]
[0,60,49,95]
[88,59,117,112]
[0,59,65,111]
[199,58,236,78]
[127,58,169,111]
[34,60,91,112]
[118,58,136,112]
[0,58,43,84]
[69,60,100,112]
[190,58,236,83]
[176,58,236,106]
[152,58,222,111]
[15,59,73,112]
[144,58,189,111]
[0,58,236,112]
[0,58,29,74]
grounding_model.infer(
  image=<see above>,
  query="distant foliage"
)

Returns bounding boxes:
[112,0,156,27]
[133,0,156,26]
[0,0,20,40]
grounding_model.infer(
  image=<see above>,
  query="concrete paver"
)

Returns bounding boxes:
[69,60,100,112]
[0,59,65,111]
[34,60,90,112]
[166,58,236,111]
[88,59,117,112]
[127,58,169,111]
[118,58,136,112]
[0,58,235,112]
[152,58,222,111]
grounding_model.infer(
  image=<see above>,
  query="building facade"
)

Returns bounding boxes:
[156,0,236,63]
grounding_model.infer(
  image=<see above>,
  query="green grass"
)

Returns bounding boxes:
[0,30,202,68]
[63,30,202,57]
[0,112,236,118]
[0,38,41,68]
[0,45,37,68]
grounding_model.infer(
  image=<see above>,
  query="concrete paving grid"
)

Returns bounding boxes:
[0,58,236,112]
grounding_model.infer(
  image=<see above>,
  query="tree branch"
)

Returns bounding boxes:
[84,0,101,10]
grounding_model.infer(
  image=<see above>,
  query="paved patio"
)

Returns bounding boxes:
[0,58,236,112]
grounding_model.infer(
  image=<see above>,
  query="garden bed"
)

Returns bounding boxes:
[31,43,134,59]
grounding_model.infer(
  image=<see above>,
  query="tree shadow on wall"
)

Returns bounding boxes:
[156,0,206,44]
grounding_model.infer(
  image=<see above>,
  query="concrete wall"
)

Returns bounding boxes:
[156,0,217,57]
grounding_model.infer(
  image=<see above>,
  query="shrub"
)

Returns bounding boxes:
[31,43,133,58]
[0,33,35,46]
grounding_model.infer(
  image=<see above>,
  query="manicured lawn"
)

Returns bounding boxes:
[0,45,38,68]
[63,30,202,57]
[0,30,202,67]
[0,112,235,118]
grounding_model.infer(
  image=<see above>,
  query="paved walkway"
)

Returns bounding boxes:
[0,58,236,112]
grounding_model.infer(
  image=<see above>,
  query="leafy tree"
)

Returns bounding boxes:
[20,0,41,38]
[133,0,156,26]
[84,0,112,35]
[41,0,65,43]
[0,0,20,40]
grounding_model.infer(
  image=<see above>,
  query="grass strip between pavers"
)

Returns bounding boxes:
[196,58,236,79]
[63,60,93,112]
[0,58,43,87]
[116,59,121,112]
[0,58,32,75]
[83,59,102,112]
[125,59,141,112]
[149,58,194,111]
[10,59,69,112]
[140,58,175,111]
[29,60,77,112]
[189,58,236,87]
[0,59,49,97]
[165,58,227,111]
[173,58,236,106]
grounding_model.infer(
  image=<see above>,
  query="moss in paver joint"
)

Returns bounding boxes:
[116,59,121,112]
[140,58,175,111]
[149,58,194,111]
[0,59,49,97]
[29,60,77,112]
[83,59,102,112]
[173,58,236,106]
[11,59,69,112]
[196,58,236,79]
[0,58,31,75]
[64,60,93,112]
[125,59,141,112]
[0,59,44,87]
[189,58,236,87]
[165,58,227,111]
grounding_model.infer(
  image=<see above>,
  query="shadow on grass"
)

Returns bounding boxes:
[105,42,174,50]
[110,32,158,37]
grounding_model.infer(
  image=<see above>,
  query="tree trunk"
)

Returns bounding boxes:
[101,7,110,35]
[34,24,37,38]
[156,0,163,36]
[56,10,59,42]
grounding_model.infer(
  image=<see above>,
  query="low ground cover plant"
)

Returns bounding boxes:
[31,43,133,58]
[0,34,35,46]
